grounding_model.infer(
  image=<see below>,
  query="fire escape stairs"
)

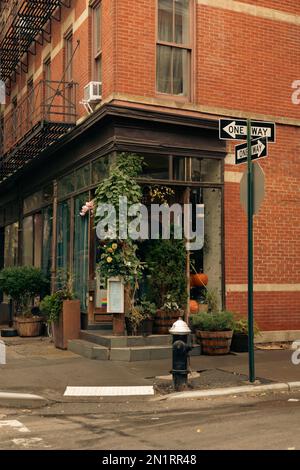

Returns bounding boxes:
[0,0,76,184]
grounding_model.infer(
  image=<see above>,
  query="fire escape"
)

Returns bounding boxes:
[0,0,77,183]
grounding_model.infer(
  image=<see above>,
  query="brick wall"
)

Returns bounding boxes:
[1,0,300,331]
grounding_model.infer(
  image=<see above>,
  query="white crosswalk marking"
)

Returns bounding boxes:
[12,438,44,448]
[0,420,30,433]
[64,385,155,396]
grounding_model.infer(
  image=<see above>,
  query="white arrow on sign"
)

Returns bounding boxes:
[236,139,266,162]
[224,122,247,139]
[224,121,273,139]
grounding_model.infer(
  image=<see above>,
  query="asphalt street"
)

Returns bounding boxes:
[0,390,300,450]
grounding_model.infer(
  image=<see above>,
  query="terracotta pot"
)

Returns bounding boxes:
[52,299,80,349]
[17,316,43,337]
[195,330,233,355]
[191,273,208,287]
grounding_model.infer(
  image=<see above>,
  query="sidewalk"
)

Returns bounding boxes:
[0,336,299,403]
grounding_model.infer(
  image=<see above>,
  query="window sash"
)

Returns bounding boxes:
[158,0,190,47]
[157,45,190,96]
[92,2,102,81]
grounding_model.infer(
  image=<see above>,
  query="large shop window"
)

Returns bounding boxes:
[157,0,191,96]
[42,206,53,277]
[56,201,71,272]
[4,223,19,267]
[190,187,223,309]
[73,194,89,312]
[22,216,34,266]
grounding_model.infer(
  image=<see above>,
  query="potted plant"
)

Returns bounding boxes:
[125,299,157,336]
[191,311,235,355]
[40,272,80,349]
[153,295,184,335]
[231,317,260,352]
[0,266,48,337]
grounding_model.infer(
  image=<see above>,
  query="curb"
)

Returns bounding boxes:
[154,382,300,401]
[0,391,48,409]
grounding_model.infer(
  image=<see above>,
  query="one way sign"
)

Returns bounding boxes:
[219,119,276,142]
[235,137,268,165]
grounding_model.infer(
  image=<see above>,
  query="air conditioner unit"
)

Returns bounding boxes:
[83,81,102,103]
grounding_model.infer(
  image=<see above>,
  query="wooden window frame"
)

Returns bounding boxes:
[156,0,193,100]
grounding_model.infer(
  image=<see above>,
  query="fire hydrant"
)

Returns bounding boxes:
[169,317,192,391]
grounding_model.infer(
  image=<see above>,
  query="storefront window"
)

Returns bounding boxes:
[57,200,71,272]
[57,173,75,199]
[75,165,90,191]
[92,156,110,184]
[4,222,19,267]
[23,191,43,214]
[173,157,186,180]
[33,213,43,268]
[22,216,33,266]
[190,187,222,309]
[191,158,222,183]
[140,155,169,179]
[73,193,89,312]
[42,206,53,278]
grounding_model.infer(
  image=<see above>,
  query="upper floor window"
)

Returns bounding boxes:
[64,30,73,82]
[92,2,102,85]
[156,0,191,97]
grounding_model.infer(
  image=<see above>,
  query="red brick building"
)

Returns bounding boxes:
[0,0,299,337]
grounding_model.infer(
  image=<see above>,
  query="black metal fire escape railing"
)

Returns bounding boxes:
[0,0,71,85]
[0,79,77,182]
[0,0,75,182]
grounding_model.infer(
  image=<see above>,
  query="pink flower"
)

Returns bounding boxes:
[80,199,95,216]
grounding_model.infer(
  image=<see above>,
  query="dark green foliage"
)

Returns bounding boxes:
[0,266,49,314]
[145,238,187,309]
[191,311,235,332]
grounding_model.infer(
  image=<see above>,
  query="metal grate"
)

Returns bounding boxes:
[0,0,71,83]
[0,79,77,182]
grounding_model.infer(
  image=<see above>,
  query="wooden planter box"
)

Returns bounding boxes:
[196,330,233,355]
[153,310,181,335]
[52,300,81,350]
[17,316,44,337]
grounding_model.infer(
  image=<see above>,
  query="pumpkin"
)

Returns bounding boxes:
[190,300,199,314]
[191,273,208,287]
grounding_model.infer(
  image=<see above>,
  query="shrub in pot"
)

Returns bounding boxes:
[125,299,156,336]
[40,274,80,349]
[191,311,235,355]
[0,266,49,337]
[231,317,260,352]
[154,295,184,335]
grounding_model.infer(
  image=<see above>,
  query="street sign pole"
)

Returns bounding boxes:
[247,119,255,383]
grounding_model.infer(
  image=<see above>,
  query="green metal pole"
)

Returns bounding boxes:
[247,119,255,383]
